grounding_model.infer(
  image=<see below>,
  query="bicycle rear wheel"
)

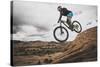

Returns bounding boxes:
[53,26,69,42]
[72,21,82,33]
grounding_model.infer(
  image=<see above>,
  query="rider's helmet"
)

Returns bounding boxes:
[57,6,62,11]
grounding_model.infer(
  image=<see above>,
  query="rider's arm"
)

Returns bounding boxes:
[57,13,62,23]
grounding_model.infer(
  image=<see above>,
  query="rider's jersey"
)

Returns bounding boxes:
[60,8,73,17]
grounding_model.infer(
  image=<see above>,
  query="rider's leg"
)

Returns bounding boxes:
[67,16,72,27]
[67,16,74,31]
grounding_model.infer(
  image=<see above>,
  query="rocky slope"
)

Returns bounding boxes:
[51,26,97,63]
[12,26,97,66]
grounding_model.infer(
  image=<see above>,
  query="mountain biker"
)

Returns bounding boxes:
[57,6,73,30]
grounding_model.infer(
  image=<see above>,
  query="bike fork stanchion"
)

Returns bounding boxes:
[60,22,63,35]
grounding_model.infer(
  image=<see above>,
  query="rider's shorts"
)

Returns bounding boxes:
[67,12,73,17]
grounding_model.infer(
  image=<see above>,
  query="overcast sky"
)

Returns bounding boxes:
[12,1,97,41]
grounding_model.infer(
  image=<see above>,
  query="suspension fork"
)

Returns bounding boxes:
[60,21,63,35]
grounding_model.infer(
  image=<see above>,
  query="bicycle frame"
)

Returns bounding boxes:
[60,20,70,29]
[58,20,70,35]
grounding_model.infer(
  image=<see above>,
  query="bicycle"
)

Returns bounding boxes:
[53,20,82,42]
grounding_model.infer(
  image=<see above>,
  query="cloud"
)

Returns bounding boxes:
[33,24,50,32]
[12,1,97,41]
[13,25,20,33]
[28,34,45,38]
[12,1,55,34]
[12,13,50,34]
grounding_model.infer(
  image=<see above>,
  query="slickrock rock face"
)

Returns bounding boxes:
[52,26,97,63]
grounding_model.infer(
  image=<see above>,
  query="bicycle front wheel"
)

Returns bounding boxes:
[53,26,69,42]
